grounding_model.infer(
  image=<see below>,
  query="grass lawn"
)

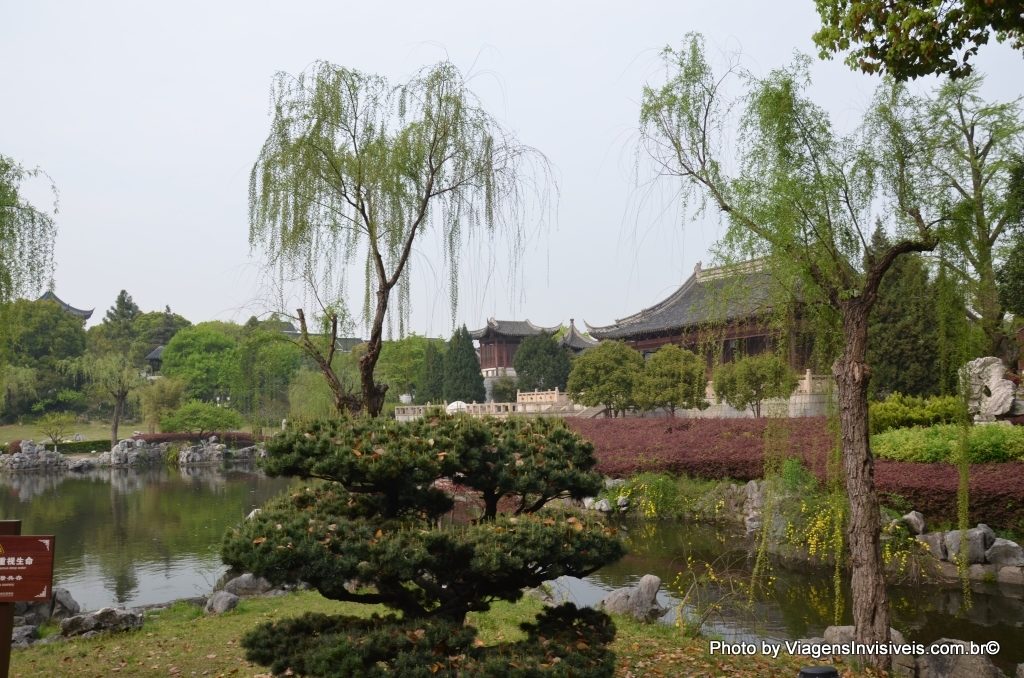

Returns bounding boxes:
[0,421,120,446]
[11,591,871,678]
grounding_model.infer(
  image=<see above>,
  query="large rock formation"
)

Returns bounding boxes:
[599,573,668,622]
[963,357,1023,422]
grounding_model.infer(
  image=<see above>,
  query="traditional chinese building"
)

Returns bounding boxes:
[470,319,560,378]
[586,260,811,373]
[559,319,599,354]
[35,290,93,323]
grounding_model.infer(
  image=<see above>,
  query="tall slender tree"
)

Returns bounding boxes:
[443,325,485,404]
[639,36,949,670]
[0,154,57,303]
[248,61,550,416]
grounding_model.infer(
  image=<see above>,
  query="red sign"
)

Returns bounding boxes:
[0,536,55,602]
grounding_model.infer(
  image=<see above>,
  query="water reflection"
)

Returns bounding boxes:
[0,466,293,610]
[556,519,1024,671]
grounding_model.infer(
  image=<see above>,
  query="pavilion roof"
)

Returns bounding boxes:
[559,319,598,351]
[585,260,776,341]
[469,319,560,340]
[145,345,165,361]
[36,290,94,321]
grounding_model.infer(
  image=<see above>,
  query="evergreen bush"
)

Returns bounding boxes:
[868,393,962,434]
[222,413,624,677]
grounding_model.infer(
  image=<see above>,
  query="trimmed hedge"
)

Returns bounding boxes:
[42,439,110,454]
[566,417,1024,530]
[868,393,962,434]
[872,424,1024,463]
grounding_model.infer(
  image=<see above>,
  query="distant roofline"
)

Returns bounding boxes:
[36,290,94,321]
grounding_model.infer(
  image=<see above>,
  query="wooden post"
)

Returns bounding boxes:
[0,519,20,678]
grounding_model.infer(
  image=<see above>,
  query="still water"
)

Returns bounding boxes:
[0,468,1021,669]
[0,466,292,610]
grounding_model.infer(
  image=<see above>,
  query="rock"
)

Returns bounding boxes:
[998,566,1024,586]
[822,625,906,647]
[917,638,1005,678]
[594,499,613,513]
[944,526,995,565]
[986,539,1024,567]
[604,478,625,490]
[11,625,38,648]
[60,608,143,637]
[963,356,1019,421]
[599,574,668,622]
[616,496,629,511]
[968,564,997,580]
[222,573,273,597]
[901,511,926,535]
[245,508,262,520]
[67,458,94,472]
[918,532,948,560]
[51,587,81,620]
[582,497,596,510]
[205,591,239,614]
[1016,663,1024,678]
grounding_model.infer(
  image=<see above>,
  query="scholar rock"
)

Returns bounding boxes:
[599,574,668,622]
[594,499,613,513]
[60,608,143,637]
[986,538,1024,568]
[205,591,239,614]
[963,356,1019,421]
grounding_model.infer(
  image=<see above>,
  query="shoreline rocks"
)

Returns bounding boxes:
[1,438,264,473]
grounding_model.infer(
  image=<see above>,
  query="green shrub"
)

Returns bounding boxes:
[42,439,110,454]
[868,393,962,434]
[872,424,1024,463]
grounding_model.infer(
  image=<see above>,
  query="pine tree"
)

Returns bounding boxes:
[417,341,446,404]
[514,333,571,391]
[101,290,141,354]
[866,230,939,398]
[443,325,485,403]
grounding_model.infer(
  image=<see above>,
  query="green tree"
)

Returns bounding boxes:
[161,400,244,438]
[566,341,643,417]
[229,328,302,429]
[104,290,141,352]
[0,365,37,420]
[634,344,708,417]
[813,0,1024,80]
[131,306,191,367]
[37,411,75,450]
[416,341,446,404]
[867,230,939,398]
[0,154,57,303]
[443,326,485,404]
[490,376,519,403]
[376,334,439,400]
[222,415,622,676]
[997,229,1024,318]
[712,354,798,418]
[63,353,147,445]
[161,322,240,401]
[137,377,185,433]
[0,299,86,417]
[248,61,549,416]
[639,36,950,668]
[513,333,572,391]
[925,77,1024,361]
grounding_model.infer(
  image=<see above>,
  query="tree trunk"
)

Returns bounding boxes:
[359,288,390,417]
[111,395,124,447]
[834,301,891,673]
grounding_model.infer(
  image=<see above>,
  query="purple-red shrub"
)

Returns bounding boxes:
[5,440,21,455]
[565,417,1024,530]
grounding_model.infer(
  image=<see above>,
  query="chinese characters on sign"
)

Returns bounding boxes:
[0,536,55,602]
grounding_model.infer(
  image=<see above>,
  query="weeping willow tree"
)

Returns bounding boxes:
[640,35,951,672]
[249,62,550,417]
[0,154,57,303]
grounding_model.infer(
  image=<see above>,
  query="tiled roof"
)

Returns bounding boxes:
[36,290,94,321]
[145,345,165,361]
[559,319,598,351]
[586,261,775,340]
[470,319,559,340]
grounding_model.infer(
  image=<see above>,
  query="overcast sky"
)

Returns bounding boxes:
[4,1,1022,338]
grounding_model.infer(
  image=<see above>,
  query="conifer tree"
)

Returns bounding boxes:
[866,230,939,398]
[514,333,572,391]
[443,326,485,403]
[416,341,446,404]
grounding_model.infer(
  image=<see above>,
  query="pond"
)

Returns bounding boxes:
[0,466,292,610]
[1,468,1021,670]
[554,519,1024,672]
